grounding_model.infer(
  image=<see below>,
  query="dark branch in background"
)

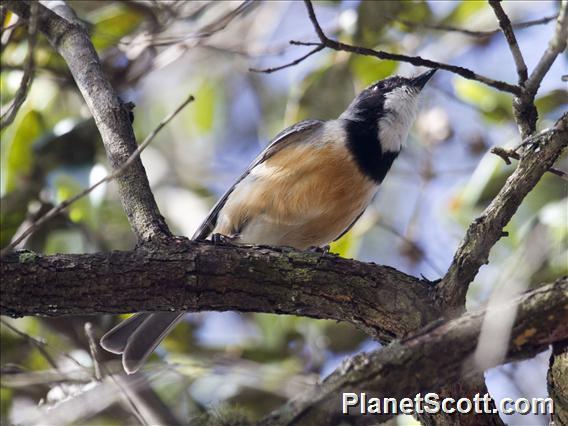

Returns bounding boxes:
[0,318,60,371]
[249,44,324,74]
[5,0,172,245]
[488,0,528,85]
[260,280,568,426]
[437,114,568,310]
[0,1,38,130]
[0,93,195,256]
[0,240,437,343]
[252,0,521,95]
[393,14,558,38]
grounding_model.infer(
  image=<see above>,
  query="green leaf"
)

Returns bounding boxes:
[535,89,568,116]
[329,229,360,259]
[397,0,432,22]
[355,1,404,45]
[350,54,398,86]
[454,78,512,122]
[294,63,355,121]
[4,110,44,192]
[442,0,487,25]
[88,3,144,51]
[0,387,12,421]
[54,175,92,225]
[193,81,217,134]
[356,1,431,44]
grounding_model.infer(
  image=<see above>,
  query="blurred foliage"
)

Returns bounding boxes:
[1,0,566,424]
[454,78,513,123]
[356,1,432,45]
[88,3,144,51]
[4,110,44,192]
[440,1,487,25]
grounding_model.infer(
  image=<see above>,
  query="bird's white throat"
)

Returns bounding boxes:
[377,87,419,153]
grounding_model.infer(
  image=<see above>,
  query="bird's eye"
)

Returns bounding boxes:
[372,85,378,92]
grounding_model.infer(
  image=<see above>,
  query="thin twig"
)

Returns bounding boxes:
[84,322,102,381]
[489,0,528,85]
[0,319,59,370]
[108,373,150,426]
[249,44,324,73]
[292,0,521,95]
[0,1,38,130]
[491,146,567,180]
[1,93,195,256]
[0,318,91,378]
[378,220,444,276]
[394,14,558,38]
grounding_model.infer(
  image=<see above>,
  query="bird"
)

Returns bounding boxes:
[100,68,437,374]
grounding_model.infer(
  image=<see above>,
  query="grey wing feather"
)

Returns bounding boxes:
[122,312,184,374]
[192,120,325,240]
[100,313,152,354]
[100,312,184,374]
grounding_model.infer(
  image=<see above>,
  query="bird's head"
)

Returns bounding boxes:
[340,69,437,152]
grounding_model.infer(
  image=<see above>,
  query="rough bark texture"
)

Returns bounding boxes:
[3,2,567,425]
[260,280,568,425]
[0,240,437,343]
[417,376,503,426]
[548,341,568,426]
[5,0,171,244]
[437,114,567,311]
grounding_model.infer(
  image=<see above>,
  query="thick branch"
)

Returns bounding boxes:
[437,114,568,310]
[5,0,171,244]
[261,280,568,425]
[548,342,568,426]
[0,240,438,343]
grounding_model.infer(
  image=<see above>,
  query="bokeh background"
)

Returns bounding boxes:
[1,1,566,425]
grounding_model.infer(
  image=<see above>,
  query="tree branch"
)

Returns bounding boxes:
[548,341,568,425]
[261,279,568,425]
[0,93,195,256]
[488,0,528,85]
[436,114,568,310]
[393,14,558,38]
[524,1,568,98]
[249,44,324,74]
[295,0,521,95]
[0,1,38,130]
[0,240,438,343]
[5,0,172,245]
[513,0,568,137]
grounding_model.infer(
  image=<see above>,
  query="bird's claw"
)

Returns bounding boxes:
[211,233,239,245]
[307,245,330,254]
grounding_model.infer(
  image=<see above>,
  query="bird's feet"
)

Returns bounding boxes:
[307,245,330,254]
[211,233,239,245]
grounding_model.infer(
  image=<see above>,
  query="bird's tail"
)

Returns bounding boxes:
[100,312,184,374]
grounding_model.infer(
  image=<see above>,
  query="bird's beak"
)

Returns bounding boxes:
[411,69,437,90]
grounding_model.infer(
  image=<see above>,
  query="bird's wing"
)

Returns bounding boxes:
[333,209,365,242]
[192,120,325,240]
